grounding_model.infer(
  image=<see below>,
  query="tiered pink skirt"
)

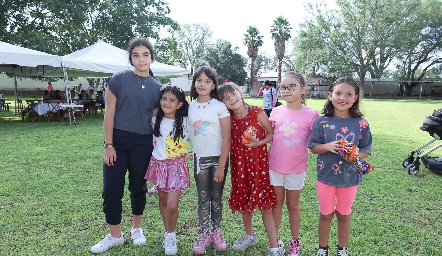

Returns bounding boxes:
[145,156,190,192]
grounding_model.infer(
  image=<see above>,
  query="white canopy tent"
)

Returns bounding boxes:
[0,41,190,113]
[46,41,190,105]
[0,41,63,73]
[46,41,190,78]
[0,41,63,114]
[51,41,191,106]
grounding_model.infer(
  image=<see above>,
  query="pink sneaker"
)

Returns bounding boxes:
[211,228,227,251]
[192,233,210,254]
[288,238,301,256]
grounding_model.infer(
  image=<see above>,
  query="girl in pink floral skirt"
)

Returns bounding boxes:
[145,85,191,255]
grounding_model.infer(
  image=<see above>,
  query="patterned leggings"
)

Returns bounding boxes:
[194,156,228,234]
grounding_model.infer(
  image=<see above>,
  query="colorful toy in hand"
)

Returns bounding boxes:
[337,138,359,162]
[357,159,374,175]
[242,126,257,144]
[337,138,374,175]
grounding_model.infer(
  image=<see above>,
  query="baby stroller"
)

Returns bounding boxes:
[402,109,442,175]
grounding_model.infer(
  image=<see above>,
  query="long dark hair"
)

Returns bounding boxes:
[190,66,219,100]
[127,37,157,80]
[153,85,189,142]
[322,77,363,118]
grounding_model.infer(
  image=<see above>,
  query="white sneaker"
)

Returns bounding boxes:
[90,233,124,253]
[232,233,257,251]
[268,248,285,256]
[164,232,178,255]
[131,227,146,246]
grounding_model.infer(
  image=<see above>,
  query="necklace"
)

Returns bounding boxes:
[135,73,149,89]
[197,99,211,108]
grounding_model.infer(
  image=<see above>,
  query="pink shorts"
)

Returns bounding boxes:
[316,181,358,215]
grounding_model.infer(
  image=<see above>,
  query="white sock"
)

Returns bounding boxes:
[270,248,279,252]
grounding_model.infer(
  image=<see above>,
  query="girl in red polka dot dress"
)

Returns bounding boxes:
[219,82,283,256]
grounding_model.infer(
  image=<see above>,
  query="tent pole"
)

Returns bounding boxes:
[14,67,18,115]
[62,62,76,126]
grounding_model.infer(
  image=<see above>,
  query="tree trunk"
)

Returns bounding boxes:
[359,77,365,99]
[277,58,282,89]
[250,57,256,94]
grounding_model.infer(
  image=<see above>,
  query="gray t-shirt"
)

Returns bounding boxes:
[108,70,161,134]
[308,116,372,187]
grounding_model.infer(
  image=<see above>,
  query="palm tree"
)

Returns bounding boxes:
[270,16,292,86]
[243,26,263,94]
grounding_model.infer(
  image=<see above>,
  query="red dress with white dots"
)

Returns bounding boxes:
[228,106,276,213]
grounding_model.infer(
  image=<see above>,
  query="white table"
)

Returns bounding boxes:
[33,102,64,115]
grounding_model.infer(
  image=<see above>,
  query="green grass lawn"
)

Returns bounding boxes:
[1,96,441,255]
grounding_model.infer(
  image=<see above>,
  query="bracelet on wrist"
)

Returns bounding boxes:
[217,166,225,170]
[104,143,114,148]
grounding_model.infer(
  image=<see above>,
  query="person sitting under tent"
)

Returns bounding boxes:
[96,90,105,109]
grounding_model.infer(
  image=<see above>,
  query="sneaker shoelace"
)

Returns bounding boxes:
[213,231,225,244]
[132,229,142,239]
[317,248,328,256]
[98,234,120,248]
[100,234,113,246]
[338,248,348,256]
[236,234,250,246]
[165,235,176,247]
[268,249,283,256]
[195,234,208,247]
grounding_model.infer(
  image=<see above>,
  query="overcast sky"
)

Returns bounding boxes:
[165,0,336,56]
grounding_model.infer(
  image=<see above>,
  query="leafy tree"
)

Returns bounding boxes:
[270,16,292,86]
[243,26,263,93]
[256,53,277,75]
[363,0,419,79]
[292,14,334,77]
[424,65,442,79]
[176,23,212,75]
[155,36,183,67]
[394,0,442,95]
[326,0,374,96]
[295,0,423,97]
[0,0,178,55]
[294,0,442,98]
[203,39,247,86]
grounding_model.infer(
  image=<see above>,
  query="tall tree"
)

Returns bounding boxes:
[394,0,442,95]
[155,36,183,67]
[295,0,422,97]
[243,26,263,93]
[257,53,277,75]
[293,16,334,77]
[176,23,212,75]
[203,39,247,86]
[270,16,292,86]
[0,0,178,55]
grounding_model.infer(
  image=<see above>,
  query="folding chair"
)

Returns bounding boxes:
[46,100,62,122]
[23,100,41,122]
[0,98,11,111]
